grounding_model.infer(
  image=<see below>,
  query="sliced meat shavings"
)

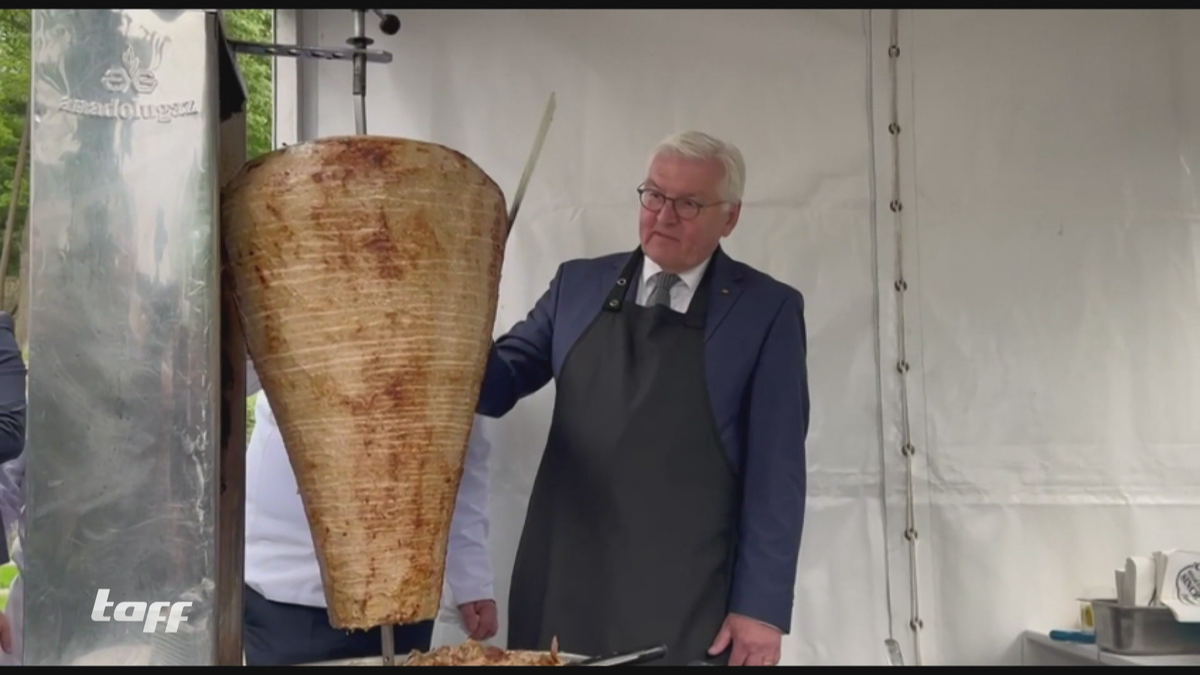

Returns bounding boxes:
[402,638,566,666]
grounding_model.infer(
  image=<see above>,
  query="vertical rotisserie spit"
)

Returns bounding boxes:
[222,136,507,629]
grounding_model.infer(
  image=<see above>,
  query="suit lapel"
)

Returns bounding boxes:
[703,247,745,343]
[602,249,639,304]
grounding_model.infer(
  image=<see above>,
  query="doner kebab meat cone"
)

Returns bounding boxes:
[222,136,507,629]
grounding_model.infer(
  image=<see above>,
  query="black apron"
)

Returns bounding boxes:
[507,248,739,667]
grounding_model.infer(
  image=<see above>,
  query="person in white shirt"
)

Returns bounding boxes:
[242,389,497,666]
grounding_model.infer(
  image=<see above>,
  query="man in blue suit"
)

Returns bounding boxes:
[0,313,25,467]
[477,131,809,667]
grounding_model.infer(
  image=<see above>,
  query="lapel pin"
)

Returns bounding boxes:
[721,288,730,295]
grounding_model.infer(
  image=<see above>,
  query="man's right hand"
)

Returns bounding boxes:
[458,599,499,641]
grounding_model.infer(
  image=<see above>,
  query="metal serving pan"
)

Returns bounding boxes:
[1091,599,1200,656]
[298,644,672,667]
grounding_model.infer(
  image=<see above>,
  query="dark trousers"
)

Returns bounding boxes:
[243,585,435,666]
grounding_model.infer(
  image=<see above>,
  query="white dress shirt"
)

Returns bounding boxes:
[244,392,495,610]
[637,255,712,313]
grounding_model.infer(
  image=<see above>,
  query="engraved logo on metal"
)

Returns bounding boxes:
[60,36,198,124]
[101,45,159,96]
[1176,563,1200,606]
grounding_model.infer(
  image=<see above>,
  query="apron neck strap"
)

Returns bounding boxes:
[603,248,716,328]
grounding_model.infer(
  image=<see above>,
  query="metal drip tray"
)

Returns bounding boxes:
[298,653,586,666]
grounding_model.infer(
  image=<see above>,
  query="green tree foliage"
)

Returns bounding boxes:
[247,391,258,437]
[222,9,275,161]
[0,9,30,278]
[0,9,275,276]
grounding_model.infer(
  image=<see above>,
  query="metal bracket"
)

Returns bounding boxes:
[225,40,393,64]
[226,9,400,135]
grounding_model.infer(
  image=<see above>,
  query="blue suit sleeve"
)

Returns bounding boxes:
[0,313,26,464]
[476,264,563,418]
[729,290,809,634]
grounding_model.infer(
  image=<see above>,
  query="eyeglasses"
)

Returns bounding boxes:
[637,186,729,221]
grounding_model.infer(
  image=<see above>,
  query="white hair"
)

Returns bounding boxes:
[647,130,747,204]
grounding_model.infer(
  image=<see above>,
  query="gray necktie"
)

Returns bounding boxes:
[649,272,682,308]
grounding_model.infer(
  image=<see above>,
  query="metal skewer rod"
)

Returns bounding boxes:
[349,9,370,135]
[345,9,402,664]
[381,624,396,666]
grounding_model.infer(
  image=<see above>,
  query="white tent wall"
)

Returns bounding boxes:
[896,8,1200,666]
[280,8,1200,665]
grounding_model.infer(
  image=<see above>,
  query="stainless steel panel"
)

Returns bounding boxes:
[1092,600,1200,656]
[25,9,222,665]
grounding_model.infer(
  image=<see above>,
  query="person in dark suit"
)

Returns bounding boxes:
[0,313,25,467]
[476,131,809,667]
